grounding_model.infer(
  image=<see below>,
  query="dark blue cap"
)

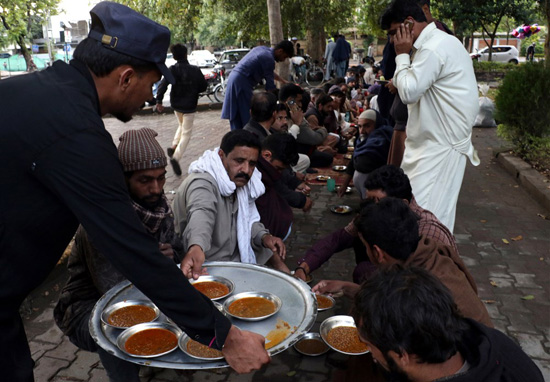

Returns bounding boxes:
[88,1,175,84]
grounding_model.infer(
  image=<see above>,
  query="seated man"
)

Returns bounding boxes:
[54,128,183,382]
[314,197,492,327]
[279,83,334,168]
[173,130,286,280]
[243,92,278,141]
[296,165,463,284]
[304,93,335,133]
[339,109,393,198]
[255,133,304,251]
[353,266,543,382]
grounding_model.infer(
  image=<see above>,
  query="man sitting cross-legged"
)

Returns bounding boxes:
[173,130,286,280]
[352,266,543,381]
[313,197,492,327]
[54,128,183,382]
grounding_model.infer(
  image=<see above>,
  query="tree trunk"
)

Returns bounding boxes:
[267,0,288,87]
[17,35,34,72]
[545,2,550,65]
[305,9,325,63]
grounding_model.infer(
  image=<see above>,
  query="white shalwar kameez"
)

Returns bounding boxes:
[394,22,479,232]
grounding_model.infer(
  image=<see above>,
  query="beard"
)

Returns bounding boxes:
[134,193,163,210]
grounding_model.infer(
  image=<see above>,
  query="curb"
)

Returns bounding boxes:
[494,149,550,212]
[105,102,223,118]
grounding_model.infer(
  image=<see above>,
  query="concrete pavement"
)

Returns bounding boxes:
[22,107,550,381]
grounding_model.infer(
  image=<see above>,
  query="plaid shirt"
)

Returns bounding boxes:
[410,197,459,255]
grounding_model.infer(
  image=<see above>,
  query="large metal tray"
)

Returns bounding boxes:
[89,261,317,369]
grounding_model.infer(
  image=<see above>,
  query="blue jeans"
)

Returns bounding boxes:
[69,312,140,382]
[335,61,347,78]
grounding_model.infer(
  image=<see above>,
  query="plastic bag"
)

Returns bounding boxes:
[474,84,496,127]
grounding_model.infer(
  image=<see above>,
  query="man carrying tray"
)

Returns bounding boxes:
[0,2,269,380]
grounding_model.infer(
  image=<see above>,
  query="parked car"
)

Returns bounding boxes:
[470,45,519,64]
[188,50,217,67]
[215,48,250,78]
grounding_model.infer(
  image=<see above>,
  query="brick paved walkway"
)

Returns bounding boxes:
[22,108,549,381]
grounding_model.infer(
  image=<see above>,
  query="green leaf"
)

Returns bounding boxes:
[521,295,535,300]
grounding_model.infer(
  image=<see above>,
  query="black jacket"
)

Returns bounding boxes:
[0,60,230,365]
[157,60,207,113]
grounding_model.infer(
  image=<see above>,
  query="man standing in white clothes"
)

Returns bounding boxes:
[380,0,479,232]
[324,35,337,81]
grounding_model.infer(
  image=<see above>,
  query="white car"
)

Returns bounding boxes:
[470,45,519,64]
[188,50,217,67]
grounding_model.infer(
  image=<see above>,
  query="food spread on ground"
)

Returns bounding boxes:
[316,295,334,310]
[316,175,331,181]
[326,326,368,354]
[186,339,224,359]
[108,305,157,328]
[124,328,178,356]
[193,281,230,299]
[227,296,276,318]
[265,319,296,350]
[295,338,329,355]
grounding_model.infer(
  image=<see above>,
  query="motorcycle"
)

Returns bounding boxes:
[200,66,226,103]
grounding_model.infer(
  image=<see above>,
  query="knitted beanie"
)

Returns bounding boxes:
[359,109,377,122]
[118,128,167,172]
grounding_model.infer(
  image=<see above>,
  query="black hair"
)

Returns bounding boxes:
[316,94,334,108]
[352,265,468,363]
[364,165,413,202]
[220,130,261,155]
[262,133,299,167]
[355,197,419,261]
[250,92,278,122]
[73,37,158,78]
[380,0,427,30]
[334,77,346,85]
[275,40,294,57]
[300,90,310,113]
[171,43,187,61]
[417,0,430,6]
[279,83,304,102]
[275,102,290,114]
[310,88,325,98]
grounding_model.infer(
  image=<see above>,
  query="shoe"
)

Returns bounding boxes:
[166,147,175,158]
[170,158,182,176]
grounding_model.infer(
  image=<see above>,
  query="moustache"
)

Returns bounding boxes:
[235,173,250,181]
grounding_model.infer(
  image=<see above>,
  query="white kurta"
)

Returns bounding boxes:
[394,22,480,232]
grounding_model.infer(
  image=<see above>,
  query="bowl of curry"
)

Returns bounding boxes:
[222,291,282,321]
[116,322,182,358]
[179,333,225,360]
[189,275,235,301]
[316,294,335,311]
[101,300,160,329]
[320,315,369,355]
[294,332,329,356]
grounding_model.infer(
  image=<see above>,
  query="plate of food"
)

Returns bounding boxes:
[320,315,369,356]
[375,79,389,85]
[316,175,331,182]
[294,332,329,356]
[332,165,347,172]
[344,153,353,160]
[316,294,335,311]
[101,300,160,329]
[330,205,353,214]
[179,333,224,361]
[117,322,182,358]
[188,275,235,301]
[223,291,282,321]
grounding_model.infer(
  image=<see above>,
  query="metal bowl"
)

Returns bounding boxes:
[320,315,369,356]
[101,300,160,329]
[330,205,353,214]
[332,165,347,172]
[116,322,182,358]
[188,275,235,301]
[293,332,329,356]
[222,291,282,321]
[335,186,353,194]
[315,175,331,182]
[316,294,335,312]
[347,147,354,152]
[179,333,225,360]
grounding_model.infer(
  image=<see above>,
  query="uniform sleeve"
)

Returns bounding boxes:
[34,130,231,349]
[393,49,442,105]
